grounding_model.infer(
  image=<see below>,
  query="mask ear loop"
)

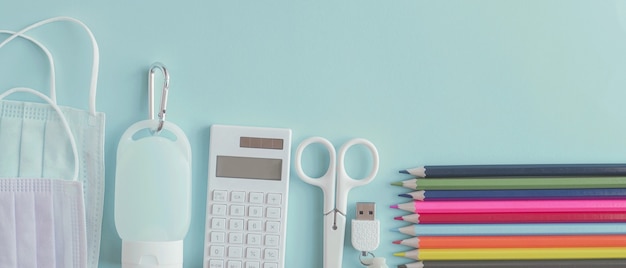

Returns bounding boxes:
[0,30,57,103]
[0,87,79,181]
[0,16,100,116]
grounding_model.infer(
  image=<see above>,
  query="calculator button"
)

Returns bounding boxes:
[264,249,279,260]
[246,247,261,259]
[266,193,281,205]
[229,219,244,230]
[228,246,243,258]
[212,218,226,230]
[266,207,281,219]
[263,263,277,268]
[248,220,263,232]
[247,233,262,245]
[212,204,227,215]
[266,221,280,233]
[248,206,263,217]
[249,192,264,203]
[229,232,243,244]
[245,262,260,268]
[227,260,242,268]
[265,235,279,246]
[213,190,228,202]
[230,205,245,216]
[209,246,225,257]
[210,232,225,243]
[231,191,245,202]
[209,260,224,268]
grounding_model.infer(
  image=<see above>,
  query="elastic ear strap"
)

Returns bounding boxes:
[0,87,80,181]
[0,16,99,115]
[0,30,57,103]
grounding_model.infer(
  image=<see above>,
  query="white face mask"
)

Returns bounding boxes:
[0,87,86,268]
[0,17,106,268]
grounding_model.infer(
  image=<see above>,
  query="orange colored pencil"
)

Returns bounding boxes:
[393,235,626,249]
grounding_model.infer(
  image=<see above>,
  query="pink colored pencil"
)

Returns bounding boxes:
[390,199,626,214]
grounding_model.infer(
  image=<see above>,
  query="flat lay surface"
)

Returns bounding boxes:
[3,1,626,267]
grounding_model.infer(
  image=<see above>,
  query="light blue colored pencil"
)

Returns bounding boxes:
[391,223,626,236]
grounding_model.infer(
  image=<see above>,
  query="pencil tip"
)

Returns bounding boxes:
[390,227,399,232]
[391,182,402,186]
[393,216,403,220]
[397,265,407,268]
[392,240,401,244]
[390,204,399,209]
[393,252,405,257]
[399,170,409,174]
[398,193,411,198]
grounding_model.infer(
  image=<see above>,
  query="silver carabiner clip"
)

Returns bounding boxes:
[148,62,169,132]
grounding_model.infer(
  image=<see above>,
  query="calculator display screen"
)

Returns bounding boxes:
[216,155,282,180]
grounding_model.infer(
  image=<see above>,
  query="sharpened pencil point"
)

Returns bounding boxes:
[390,227,399,232]
[397,265,407,268]
[390,204,399,209]
[394,216,403,220]
[399,170,409,174]
[392,240,401,244]
[393,252,406,257]
[398,193,412,198]
[391,181,403,186]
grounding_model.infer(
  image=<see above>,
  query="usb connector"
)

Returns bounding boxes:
[356,202,376,221]
[352,202,380,253]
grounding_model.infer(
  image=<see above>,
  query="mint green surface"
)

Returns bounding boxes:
[3,1,626,267]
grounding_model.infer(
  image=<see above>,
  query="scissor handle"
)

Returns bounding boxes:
[295,136,337,213]
[335,138,379,213]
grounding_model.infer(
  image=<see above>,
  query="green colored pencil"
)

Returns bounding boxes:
[391,177,626,190]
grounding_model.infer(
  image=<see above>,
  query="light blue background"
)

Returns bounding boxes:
[3,1,626,267]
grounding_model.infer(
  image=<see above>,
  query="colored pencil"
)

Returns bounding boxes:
[390,199,626,214]
[397,259,626,268]
[400,163,626,178]
[399,188,626,201]
[392,235,626,249]
[393,247,626,260]
[394,211,626,224]
[391,177,626,190]
[391,223,626,236]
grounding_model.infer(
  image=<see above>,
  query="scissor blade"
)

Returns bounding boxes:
[323,211,346,268]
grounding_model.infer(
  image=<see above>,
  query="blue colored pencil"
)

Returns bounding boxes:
[391,223,626,236]
[399,188,626,201]
[400,163,626,178]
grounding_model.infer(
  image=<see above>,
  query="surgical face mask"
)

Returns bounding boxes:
[0,87,86,268]
[0,17,106,268]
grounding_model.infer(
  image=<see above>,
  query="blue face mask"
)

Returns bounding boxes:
[0,17,106,268]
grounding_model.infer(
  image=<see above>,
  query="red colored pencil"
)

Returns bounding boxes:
[394,211,626,224]
[393,234,626,249]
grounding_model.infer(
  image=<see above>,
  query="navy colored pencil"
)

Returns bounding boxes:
[400,163,626,178]
[399,188,626,201]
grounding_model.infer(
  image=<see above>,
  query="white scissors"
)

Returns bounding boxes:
[295,137,380,268]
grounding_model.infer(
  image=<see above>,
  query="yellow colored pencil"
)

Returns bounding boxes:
[393,247,626,260]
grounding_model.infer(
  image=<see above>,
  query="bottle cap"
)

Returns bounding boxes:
[122,240,183,268]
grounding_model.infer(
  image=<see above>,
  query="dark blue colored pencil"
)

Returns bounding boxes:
[399,188,626,201]
[400,163,626,178]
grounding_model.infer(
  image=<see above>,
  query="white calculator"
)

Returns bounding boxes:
[203,124,291,268]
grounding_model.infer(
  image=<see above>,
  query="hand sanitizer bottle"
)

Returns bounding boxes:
[114,120,192,268]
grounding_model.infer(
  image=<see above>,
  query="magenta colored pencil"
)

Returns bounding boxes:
[390,199,626,214]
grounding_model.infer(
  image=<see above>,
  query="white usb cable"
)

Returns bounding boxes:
[351,202,388,268]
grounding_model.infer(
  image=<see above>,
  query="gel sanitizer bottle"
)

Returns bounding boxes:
[114,120,192,268]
